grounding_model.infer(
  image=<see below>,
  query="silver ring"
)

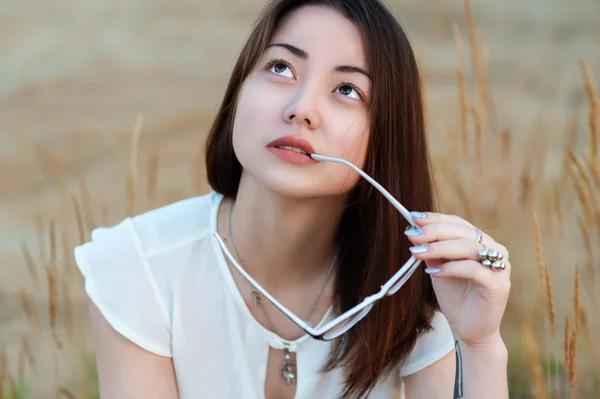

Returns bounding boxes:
[474,228,483,245]
[477,246,505,271]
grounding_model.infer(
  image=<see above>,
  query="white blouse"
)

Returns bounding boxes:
[74,191,454,398]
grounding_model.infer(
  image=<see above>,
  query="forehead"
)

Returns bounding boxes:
[270,5,367,68]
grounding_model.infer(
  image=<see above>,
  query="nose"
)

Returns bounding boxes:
[283,85,321,130]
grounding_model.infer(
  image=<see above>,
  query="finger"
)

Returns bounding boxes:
[409,239,510,263]
[405,223,509,258]
[409,211,474,228]
[409,212,496,246]
[426,260,512,296]
[405,222,479,246]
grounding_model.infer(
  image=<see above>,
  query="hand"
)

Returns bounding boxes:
[404,212,511,348]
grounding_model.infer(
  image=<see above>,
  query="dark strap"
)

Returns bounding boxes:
[454,340,463,398]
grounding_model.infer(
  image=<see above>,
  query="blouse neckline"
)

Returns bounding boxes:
[208,192,334,351]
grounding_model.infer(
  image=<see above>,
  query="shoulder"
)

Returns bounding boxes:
[400,311,455,377]
[75,190,221,279]
[79,191,221,258]
[73,191,223,357]
[129,191,222,257]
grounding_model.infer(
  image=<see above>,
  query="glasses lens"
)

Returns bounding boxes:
[387,261,419,295]
[322,303,374,340]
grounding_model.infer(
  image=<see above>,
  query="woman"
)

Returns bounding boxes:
[74,0,511,398]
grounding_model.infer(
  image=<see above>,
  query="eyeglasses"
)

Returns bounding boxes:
[212,153,422,341]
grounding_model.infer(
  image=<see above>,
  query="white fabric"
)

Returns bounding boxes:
[74,191,455,398]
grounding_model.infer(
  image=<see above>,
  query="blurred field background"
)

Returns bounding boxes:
[1,0,599,397]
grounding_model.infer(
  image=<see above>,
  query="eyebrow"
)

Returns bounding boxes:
[266,42,371,80]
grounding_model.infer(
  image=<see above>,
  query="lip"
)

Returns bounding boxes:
[267,134,316,154]
[266,135,318,165]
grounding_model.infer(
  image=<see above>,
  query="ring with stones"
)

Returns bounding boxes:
[477,247,505,271]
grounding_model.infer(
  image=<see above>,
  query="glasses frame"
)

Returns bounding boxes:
[212,153,422,341]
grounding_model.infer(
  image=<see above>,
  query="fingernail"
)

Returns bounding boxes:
[425,267,441,274]
[404,227,423,237]
[411,211,427,219]
[409,244,428,253]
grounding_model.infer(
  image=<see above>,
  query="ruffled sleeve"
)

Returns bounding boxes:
[400,311,455,376]
[74,218,173,357]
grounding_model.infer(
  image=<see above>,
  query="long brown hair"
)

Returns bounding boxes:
[205,0,439,397]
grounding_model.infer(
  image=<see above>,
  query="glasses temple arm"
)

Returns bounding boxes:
[310,154,417,227]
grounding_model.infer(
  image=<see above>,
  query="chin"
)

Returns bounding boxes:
[247,167,356,200]
[257,170,325,199]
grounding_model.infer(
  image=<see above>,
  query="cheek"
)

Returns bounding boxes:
[326,121,369,189]
[233,79,282,137]
[335,121,369,167]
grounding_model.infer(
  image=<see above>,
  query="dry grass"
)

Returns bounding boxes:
[0,1,599,399]
[452,22,469,157]
[523,324,548,399]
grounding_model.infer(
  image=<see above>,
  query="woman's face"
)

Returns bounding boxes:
[231,5,371,198]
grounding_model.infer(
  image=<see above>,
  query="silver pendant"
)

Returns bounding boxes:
[281,348,296,385]
[251,291,261,306]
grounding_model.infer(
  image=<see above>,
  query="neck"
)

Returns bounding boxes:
[223,173,345,292]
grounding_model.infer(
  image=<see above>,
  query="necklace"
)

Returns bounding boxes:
[227,200,336,385]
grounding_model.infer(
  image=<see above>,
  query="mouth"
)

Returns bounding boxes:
[266,135,318,164]
[273,145,310,156]
[267,135,315,157]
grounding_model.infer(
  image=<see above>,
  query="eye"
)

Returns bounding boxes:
[266,58,295,79]
[335,82,362,101]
